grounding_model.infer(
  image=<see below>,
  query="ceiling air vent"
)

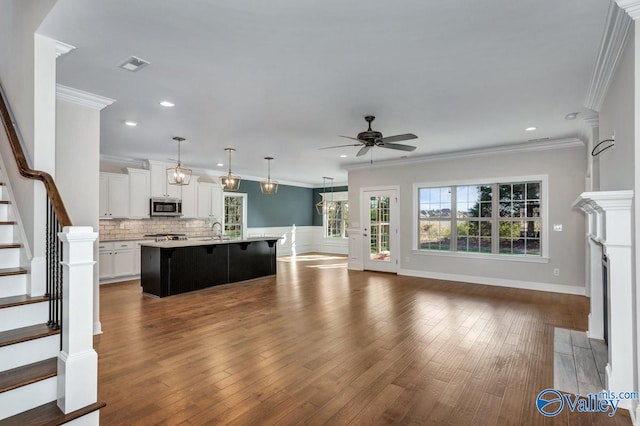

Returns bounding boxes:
[118,56,150,72]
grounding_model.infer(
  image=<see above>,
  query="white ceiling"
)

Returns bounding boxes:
[39,0,608,186]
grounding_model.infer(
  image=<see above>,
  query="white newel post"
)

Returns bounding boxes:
[57,226,99,414]
[573,190,634,409]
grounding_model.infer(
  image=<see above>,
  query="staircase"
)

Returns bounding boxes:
[0,176,103,424]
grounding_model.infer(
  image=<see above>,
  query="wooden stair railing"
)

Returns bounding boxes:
[0,80,70,334]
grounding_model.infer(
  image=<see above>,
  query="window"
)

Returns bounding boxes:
[322,191,349,238]
[417,180,543,256]
[224,193,246,239]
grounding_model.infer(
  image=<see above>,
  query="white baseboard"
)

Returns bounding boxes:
[398,268,586,295]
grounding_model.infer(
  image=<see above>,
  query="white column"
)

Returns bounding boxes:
[574,190,634,409]
[56,226,99,414]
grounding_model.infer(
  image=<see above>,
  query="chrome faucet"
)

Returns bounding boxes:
[211,221,222,240]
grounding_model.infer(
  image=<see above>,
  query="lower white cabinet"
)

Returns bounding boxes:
[99,241,149,282]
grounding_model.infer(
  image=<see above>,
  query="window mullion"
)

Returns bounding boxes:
[492,183,499,254]
[451,186,457,251]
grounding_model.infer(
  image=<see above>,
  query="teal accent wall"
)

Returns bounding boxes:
[228,180,348,227]
[236,180,314,227]
[312,185,348,226]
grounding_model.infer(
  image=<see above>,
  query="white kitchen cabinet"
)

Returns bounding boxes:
[99,173,129,218]
[148,160,181,199]
[99,241,138,282]
[127,168,151,218]
[197,182,223,220]
[181,176,200,218]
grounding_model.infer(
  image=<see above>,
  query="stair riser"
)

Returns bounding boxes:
[0,225,14,245]
[0,302,48,332]
[0,376,56,419]
[0,248,19,269]
[0,274,27,297]
[0,204,9,222]
[0,334,59,371]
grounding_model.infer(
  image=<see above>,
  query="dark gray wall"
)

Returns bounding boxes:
[238,180,314,227]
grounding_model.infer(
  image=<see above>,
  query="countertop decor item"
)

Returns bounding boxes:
[166,136,192,185]
[260,156,278,194]
[220,147,241,191]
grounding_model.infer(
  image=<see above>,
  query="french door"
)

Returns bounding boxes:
[362,188,399,273]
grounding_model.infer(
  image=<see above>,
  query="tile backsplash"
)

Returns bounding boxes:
[99,218,213,241]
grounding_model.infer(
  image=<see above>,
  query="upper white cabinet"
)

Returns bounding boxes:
[181,176,200,218]
[148,160,181,198]
[99,173,129,218]
[127,168,150,218]
[197,182,223,219]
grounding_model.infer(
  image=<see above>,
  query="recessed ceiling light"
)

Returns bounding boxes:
[565,112,579,120]
[525,126,537,131]
[124,121,138,127]
[160,101,175,108]
[217,163,224,167]
[340,154,347,158]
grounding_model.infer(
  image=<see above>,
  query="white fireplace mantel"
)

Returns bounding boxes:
[573,190,633,408]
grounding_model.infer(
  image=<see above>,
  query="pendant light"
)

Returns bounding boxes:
[260,156,278,194]
[315,176,333,215]
[220,147,241,191]
[167,136,192,185]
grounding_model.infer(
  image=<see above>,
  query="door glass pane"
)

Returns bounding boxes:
[369,196,391,261]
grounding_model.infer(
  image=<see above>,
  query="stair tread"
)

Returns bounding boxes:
[0,357,56,394]
[0,400,106,426]
[0,324,59,348]
[0,222,16,226]
[0,294,48,309]
[0,243,20,249]
[0,267,27,277]
[0,200,10,204]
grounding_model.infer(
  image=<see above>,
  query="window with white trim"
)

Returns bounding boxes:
[322,191,349,238]
[417,180,542,256]
[224,193,247,240]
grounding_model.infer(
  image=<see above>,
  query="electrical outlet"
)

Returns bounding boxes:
[553,268,560,277]
[553,224,563,232]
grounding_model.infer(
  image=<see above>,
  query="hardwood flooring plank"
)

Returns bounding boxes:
[92,254,630,425]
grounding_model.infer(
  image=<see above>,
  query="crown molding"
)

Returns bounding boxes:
[584,2,632,111]
[343,137,585,171]
[101,155,317,188]
[56,84,116,110]
[55,41,75,58]
[616,0,640,19]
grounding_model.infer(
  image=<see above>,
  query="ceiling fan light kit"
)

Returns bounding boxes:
[320,115,418,159]
[260,156,278,194]
[166,136,192,186]
[220,147,241,191]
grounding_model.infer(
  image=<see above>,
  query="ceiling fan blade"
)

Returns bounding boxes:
[378,133,418,143]
[356,146,371,157]
[319,143,362,150]
[379,142,416,152]
[339,135,362,141]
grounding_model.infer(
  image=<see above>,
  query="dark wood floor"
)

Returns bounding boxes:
[95,254,631,425]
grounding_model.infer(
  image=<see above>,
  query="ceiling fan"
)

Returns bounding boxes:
[321,115,418,157]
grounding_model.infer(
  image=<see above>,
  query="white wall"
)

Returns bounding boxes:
[0,1,57,252]
[348,144,587,294]
[56,98,101,333]
[247,225,347,256]
[599,25,635,192]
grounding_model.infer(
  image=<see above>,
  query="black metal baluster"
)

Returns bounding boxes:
[46,199,53,327]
